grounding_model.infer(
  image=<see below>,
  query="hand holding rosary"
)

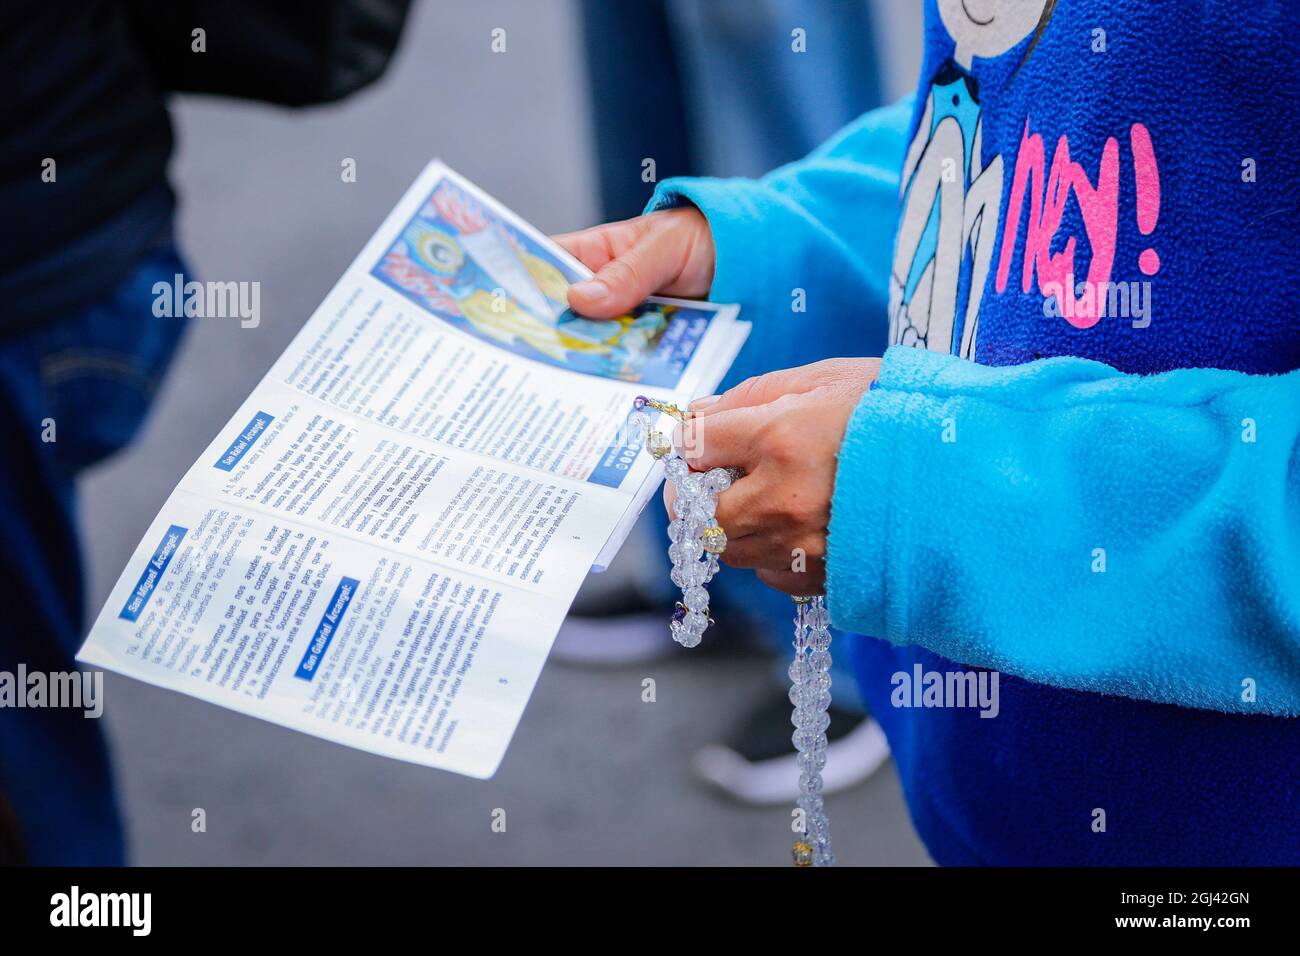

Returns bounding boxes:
[632,396,835,867]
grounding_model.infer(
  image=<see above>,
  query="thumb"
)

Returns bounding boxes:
[560,216,692,318]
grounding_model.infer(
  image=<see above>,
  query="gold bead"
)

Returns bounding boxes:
[701,525,727,555]
[646,431,672,459]
[792,841,814,867]
[643,398,689,423]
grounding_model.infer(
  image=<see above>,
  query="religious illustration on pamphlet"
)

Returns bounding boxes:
[372,174,713,387]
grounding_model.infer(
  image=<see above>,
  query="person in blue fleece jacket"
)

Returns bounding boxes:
[559,0,1300,865]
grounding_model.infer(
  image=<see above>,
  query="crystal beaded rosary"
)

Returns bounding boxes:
[632,396,835,867]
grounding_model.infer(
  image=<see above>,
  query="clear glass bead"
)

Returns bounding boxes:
[796,751,827,772]
[683,586,708,611]
[798,794,824,815]
[792,729,818,752]
[676,627,702,649]
[681,609,708,642]
[798,773,824,793]
[680,561,707,586]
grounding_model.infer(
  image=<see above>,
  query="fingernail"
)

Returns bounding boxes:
[572,278,611,303]
[689,394,721,411]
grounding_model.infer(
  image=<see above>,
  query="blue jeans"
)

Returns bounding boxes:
[0,240,190,864]
[580,0,882,218]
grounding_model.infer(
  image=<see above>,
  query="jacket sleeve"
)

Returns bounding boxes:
[645,97,914,357]
[826,345,1300,716]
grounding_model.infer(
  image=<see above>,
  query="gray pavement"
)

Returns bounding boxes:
[79,0,931,866]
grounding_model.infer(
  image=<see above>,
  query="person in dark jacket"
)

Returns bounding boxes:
[0,0,408,865]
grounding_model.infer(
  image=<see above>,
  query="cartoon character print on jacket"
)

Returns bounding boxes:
[889,0,1054,358]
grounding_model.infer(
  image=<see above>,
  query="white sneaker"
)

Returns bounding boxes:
[693,699,890,805]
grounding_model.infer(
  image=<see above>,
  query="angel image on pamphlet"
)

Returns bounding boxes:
[374,178,708,387]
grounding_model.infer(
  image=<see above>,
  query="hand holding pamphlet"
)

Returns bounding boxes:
[78,163,749,778]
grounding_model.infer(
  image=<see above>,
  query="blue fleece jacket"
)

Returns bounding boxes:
[649,0,1300,863]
